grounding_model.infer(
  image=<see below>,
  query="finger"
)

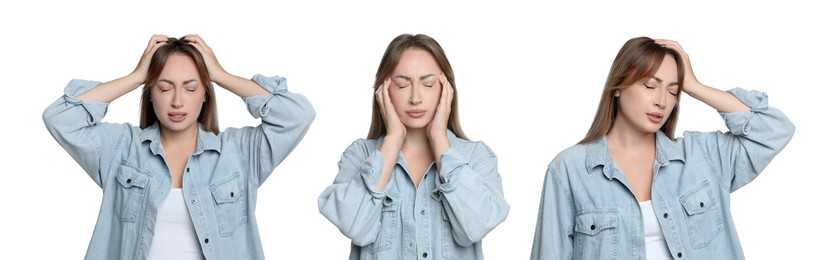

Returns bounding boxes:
[147,35,169,50]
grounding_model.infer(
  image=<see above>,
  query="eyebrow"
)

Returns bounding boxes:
[651,76,679,87]
[159,79,199,85]
[394,74,436,81]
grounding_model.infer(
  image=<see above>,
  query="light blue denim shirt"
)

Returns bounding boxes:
[43,75,315,260]
[531,88,795,260]
[318,131,510,260]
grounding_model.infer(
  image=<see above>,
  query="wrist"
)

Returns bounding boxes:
[124,73,146,88]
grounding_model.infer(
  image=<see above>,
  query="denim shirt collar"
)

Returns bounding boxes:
[139,122,222,156]
[585,131,685,179]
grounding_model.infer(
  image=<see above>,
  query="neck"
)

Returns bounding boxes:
[160,125,199,153]
[401,127,434,159]
[606,120,655,153]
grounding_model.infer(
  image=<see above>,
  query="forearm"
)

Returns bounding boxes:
[76,73,143,103]
[213,71,269,98]
[375,141,399,191]
[683,82,750,113]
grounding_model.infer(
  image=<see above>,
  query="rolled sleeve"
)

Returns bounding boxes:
[245,74,289,118]
[360,151,395,199]
[720,88,769,135]
[59,79,110,125]
[435,147,468,192]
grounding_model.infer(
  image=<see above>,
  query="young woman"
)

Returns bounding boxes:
[531,37,795,259]
[318,34,510,259]
[43,35,315,259]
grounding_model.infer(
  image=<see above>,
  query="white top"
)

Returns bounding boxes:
[147,189,205,260]
[640,200,672,260]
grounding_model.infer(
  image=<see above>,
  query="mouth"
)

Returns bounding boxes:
[168,112,187,123]
[646,112,664,124]
[406,109,426,118]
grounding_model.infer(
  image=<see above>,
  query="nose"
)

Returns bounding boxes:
[409,85,422,105]
[654,91,667,109]
[171,89,184,108]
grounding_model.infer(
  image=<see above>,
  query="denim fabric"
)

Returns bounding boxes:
[43,75,315,260]
[319,131,510,260]
[531,88,795,260]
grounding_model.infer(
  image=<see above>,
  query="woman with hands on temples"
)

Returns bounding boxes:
[318,34,509,260]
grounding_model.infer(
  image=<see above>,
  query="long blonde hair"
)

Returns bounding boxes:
[579,37,685,144]
[367,34,468,140]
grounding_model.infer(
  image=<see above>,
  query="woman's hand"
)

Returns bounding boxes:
[655,39,702,92]
[375,78,405,191]
[428,74,452,141]
[428,73,453,167]
[183,34,228,82]
[376,78,406,146]
[129,34,169,82]
[656,39,750,112]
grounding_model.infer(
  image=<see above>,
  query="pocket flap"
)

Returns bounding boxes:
[115,165,150,189]
[210,174,242,204]
[574,209,619,236]
[680,181,714,216]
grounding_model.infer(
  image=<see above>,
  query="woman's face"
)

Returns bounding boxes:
[388,48,443,129]
[614,55,679,134]
[150,53,206,134]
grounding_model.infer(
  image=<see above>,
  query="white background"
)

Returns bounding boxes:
[1,1,825,259]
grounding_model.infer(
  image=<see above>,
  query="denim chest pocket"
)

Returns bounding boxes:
[114,165,152,223]
[367,194,399,255]
[679,180,724,249]
[209,173,248,237]
[573,209,619,259]
[440,204,475,260]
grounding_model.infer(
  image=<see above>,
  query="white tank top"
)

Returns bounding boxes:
[147,189,205,260]
[640,200,673,260]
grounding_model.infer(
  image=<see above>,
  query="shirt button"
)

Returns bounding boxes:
[186,168,190,172]
[204,238,209,244]
[590,224,596,230]
[422,252,428,258]
[663,213,669,218]
[420,209,426,215]
[191,199,197,204]
[230,192,234,197]
[677,252,682,258]
[699,202,704,207]
[126,179,132,184]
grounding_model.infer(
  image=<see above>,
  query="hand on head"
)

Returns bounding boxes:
[376,78,407,141]
[427,73,453,142]
[654,39,699,90]
[182,34,227,82]
[132,34,170,80]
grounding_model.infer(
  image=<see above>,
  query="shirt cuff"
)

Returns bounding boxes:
[63,79,109,125]
[436,147,468,192]
[244,74,288,118]
[720,88,768,136]
[360,150,393,199]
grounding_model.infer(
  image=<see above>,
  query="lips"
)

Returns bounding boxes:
[647,112,664,124]
[168,112,187,123]
[406,109,426,118]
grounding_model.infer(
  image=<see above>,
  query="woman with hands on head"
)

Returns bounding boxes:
[530,37,794,259]
[318,33,509,260]
[43,34,315,259]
